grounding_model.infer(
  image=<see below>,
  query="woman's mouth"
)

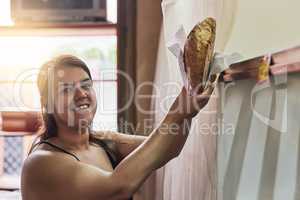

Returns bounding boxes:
[73,103,91,112]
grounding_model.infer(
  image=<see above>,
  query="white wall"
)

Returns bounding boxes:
[224,0,300,59]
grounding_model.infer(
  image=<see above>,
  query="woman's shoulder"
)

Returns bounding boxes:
[22,149,77,181]
[21,150,77,195]
[21,149,86,200]
[24,150,67,171]
[25,148,70,164]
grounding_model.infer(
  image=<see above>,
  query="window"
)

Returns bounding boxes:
[0,35,118,129]
[0,0,118,189]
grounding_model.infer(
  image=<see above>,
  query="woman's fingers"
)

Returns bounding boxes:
[150,74,219,122]
[192,74,219,113]
[200,73,219,97]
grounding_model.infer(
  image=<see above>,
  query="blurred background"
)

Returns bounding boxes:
[0,0,118,192]
[1,0,300,200]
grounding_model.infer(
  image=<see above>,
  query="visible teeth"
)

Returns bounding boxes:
[75,104,89,111]
[80,105,88,109]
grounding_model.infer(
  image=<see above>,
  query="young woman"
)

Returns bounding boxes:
[21,55,214,200]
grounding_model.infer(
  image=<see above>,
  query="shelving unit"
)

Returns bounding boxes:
[221,46,300,82]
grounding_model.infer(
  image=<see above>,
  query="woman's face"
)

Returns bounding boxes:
[50,66,97,130]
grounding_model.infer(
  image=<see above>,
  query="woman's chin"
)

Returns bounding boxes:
[76,116,93,127]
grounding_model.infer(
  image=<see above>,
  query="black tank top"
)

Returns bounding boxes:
[30,139,132,200]
[30,140,118,168]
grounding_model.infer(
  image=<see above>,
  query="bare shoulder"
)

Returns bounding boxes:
[21,149,126,200]
[23,149,74,170]
[22,150,76,185]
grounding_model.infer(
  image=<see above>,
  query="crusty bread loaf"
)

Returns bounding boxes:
[183,17,216,94]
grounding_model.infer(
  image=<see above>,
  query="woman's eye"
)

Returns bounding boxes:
[63,87,73,93]
[82,84,92,90]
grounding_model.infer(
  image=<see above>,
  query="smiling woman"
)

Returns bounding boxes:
[0,0,118,193]
[0,36,117,196]
[0,35,117,127]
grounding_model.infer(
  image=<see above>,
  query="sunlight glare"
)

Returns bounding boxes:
[0,0,14,26]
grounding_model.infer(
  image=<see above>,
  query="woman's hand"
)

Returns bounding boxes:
[167,79,216,123]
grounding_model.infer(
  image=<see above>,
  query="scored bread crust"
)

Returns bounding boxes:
[183,17,216,94]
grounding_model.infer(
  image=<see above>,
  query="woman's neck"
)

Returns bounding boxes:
[54,124,90,151]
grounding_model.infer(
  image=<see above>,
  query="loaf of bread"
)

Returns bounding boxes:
[183,17,216,94]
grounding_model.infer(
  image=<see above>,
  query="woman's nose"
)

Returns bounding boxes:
[74,86,88,98]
